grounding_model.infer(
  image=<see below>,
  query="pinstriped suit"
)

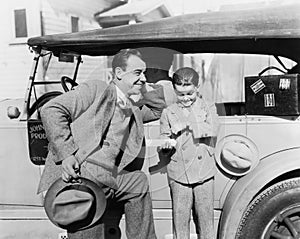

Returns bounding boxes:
[39,79,165,239]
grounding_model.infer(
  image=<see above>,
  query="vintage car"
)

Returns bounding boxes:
[1,3,300,239]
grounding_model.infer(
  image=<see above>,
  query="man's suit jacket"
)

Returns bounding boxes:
[38,80,165,193]
[160,97,219,184]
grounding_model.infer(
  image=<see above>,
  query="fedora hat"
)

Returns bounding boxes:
[44,177,106,231]
[215,134,259,176]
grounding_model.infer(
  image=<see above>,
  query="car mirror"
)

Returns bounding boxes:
[7,106,21,119]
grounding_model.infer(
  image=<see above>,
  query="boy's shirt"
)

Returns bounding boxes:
[160,95,219,139]
[159,95,219,184]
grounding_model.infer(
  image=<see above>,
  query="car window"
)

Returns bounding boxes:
[175,53,296,104]
[30,51,296,118]
[32,54,111,97]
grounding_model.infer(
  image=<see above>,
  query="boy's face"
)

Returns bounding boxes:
[174,84,198,108]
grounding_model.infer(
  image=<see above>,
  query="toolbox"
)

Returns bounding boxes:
[245,74,300,115]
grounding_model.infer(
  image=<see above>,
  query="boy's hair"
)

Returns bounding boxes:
[112,49,142,73]
[172,67,199,87]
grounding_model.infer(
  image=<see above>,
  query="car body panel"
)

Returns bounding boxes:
[219,147,300,238]
[0,99,43,206]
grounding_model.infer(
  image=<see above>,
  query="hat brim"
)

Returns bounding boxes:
[44,177,106,230]
[215,134,259,176]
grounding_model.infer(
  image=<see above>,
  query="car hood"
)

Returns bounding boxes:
[28,4,300,62]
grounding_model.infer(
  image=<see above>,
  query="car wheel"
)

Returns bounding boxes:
[236,178,300,239]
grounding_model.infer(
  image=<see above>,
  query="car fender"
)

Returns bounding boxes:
[218,147,300,239]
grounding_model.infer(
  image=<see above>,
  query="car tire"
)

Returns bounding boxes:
[235,177,300,239]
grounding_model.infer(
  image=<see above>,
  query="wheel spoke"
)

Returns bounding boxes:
[270,231,293,239]
[283,217,298,237]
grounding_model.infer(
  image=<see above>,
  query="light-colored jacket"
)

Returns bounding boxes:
[38,80,165,193]
[160,96,219,184]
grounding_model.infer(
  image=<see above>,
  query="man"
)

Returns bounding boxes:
[38,49,165,239]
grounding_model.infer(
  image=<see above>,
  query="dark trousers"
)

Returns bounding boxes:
[68,171,157,239]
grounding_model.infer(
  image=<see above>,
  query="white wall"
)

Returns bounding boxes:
[41,0,100,35]
[0,0,41,100]
[0,0,103,100]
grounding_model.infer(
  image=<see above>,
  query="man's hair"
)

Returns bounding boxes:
[112,49,142,73]
[172,67,199,86]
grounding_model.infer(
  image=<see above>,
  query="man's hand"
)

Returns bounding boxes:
[62,155,80,182]
[160,141,174,150]
[159,139,177,150]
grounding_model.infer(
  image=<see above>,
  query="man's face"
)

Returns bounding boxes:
[174,84,198,108]
[115,55,146,96]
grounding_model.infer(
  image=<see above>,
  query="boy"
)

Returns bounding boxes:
[160,67,219,239]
